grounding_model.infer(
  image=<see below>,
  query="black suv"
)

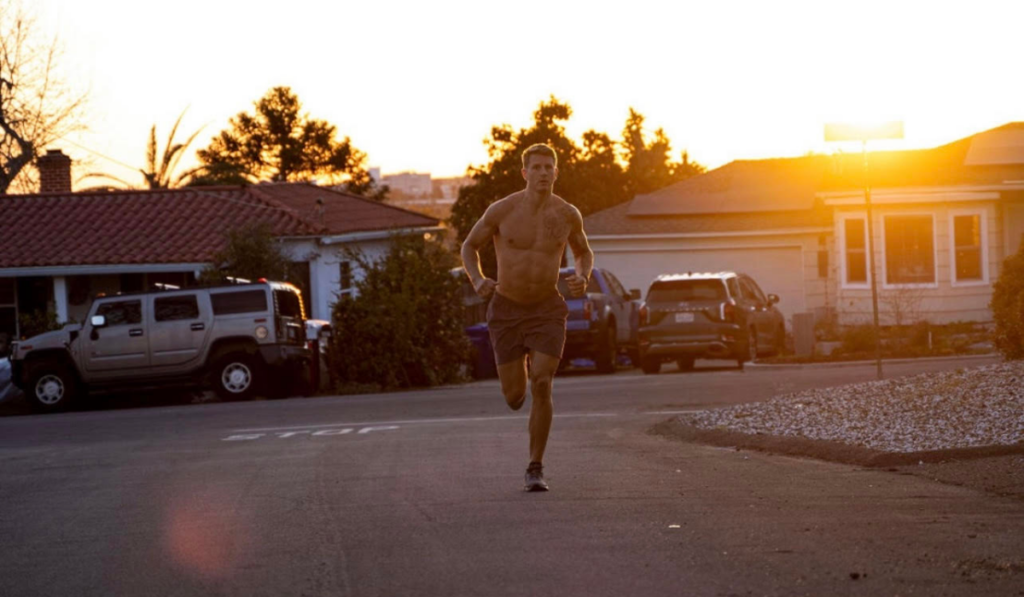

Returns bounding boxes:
[637,272,785,374]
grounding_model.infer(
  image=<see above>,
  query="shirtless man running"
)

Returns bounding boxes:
[461,143,594,492]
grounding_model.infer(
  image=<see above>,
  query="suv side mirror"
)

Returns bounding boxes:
[91,315,107,327]
[629,289,641,300]
[767,294,780,306]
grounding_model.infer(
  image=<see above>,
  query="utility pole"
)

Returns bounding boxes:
[825,122,904,380]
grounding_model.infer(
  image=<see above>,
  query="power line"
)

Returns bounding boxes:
[60,138,140,173]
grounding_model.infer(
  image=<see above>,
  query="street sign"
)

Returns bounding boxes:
[824,121,904,142]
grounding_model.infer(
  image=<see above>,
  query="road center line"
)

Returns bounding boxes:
[233,412,620,433]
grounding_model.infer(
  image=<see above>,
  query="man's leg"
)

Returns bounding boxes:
[526,350,561,464]
[496,355,528,411]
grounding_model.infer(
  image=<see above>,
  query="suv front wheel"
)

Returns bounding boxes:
[26,362,79,412]
[212,354,262,400]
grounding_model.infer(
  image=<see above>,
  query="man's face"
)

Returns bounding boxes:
[522,155,557,191]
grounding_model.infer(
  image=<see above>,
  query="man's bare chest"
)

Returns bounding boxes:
[498,208,571,251]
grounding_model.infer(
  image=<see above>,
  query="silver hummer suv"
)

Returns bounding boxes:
[10,281,311,412]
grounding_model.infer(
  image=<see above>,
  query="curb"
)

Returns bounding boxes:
[651,418,1024,468]
[746,353,1000,370]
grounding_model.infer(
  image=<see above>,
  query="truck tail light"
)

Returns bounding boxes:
[639,303,648,327]
[720,300,736,323]
[583,300,594,321]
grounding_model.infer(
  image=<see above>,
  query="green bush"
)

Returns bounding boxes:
[991,242,1024,359]
[839,323,875,354]
[17,310,62,340]
[328,234,472,390]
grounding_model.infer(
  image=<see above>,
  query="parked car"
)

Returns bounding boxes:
[559,267,642,373]
[10,281,311,412]
[637,272,785,374]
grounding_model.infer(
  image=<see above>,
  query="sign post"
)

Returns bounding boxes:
[825,121,904,380]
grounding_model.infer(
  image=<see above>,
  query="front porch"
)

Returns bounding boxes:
[0,264,206,339]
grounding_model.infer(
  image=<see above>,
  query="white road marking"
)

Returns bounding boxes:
[312,428,353,436]
[233,412,620,434]
[357,425,399,434]
[222,426,397,441]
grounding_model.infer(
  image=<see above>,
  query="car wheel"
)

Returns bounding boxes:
[212,354,262,400]
[676,356,695,371]
[641,356,661,375]
[26,363,79,413]
[595,323,617,374]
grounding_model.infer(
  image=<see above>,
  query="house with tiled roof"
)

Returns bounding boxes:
[0,152,441,338]
[581,123,1024,328]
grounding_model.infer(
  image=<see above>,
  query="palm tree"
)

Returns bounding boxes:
[80,109,203,190]
[140,110,204,188]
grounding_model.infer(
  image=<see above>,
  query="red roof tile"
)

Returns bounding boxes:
[0,186,321,268]
[251,183,439,235]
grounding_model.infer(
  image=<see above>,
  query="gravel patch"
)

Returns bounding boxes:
[681,362,1024,453]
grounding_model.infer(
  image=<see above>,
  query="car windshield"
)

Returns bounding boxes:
[647,279,726,302]
[557,273,600,296]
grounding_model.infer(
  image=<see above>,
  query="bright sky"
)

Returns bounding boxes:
[32,0,1024,186]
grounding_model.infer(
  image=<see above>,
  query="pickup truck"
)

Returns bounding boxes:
[559,267,642,373]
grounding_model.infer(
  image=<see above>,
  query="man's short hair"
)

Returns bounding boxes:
[521,144,557,169]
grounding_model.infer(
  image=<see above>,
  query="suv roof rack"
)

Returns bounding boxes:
[655,272,738,282]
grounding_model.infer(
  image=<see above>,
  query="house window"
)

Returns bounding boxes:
[884,215,935,285]
[339,262,353,294]
[953,214,983,281]
[844,218,867,284]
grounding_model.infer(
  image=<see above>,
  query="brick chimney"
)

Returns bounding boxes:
[37,149,73,194]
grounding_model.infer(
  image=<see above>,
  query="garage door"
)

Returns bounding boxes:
[594,246,806,325]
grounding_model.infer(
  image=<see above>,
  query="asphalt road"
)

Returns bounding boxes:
[2,356,1022,596]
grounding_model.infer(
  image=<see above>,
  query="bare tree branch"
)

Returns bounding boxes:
[0,0,87,194]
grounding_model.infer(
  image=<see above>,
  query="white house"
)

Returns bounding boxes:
[582,123,1024,329]
[0,155,441,339]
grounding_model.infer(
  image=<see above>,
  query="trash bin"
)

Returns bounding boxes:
[465,323,496,379]
[305,320,333,393]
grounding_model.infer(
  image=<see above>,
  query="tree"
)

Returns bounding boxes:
[329,233,471,390]
[621,108,706,197]
[991,241,1024,360]
[198,222,308,294]
[81,109,203,190]
[193,86,385,198]
[449,97,703,278]
[0,1,87,194]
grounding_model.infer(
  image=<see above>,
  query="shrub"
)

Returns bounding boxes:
[991,242,1024,359]
[328,234,472,390]
[839,323,875,354]
[17,310,62,339]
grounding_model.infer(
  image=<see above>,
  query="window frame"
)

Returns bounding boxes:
[95,299,143,327]
[838,212,871,290]
[153,293,201,322]
[338,261,354,297]
[948,208,989,287]
[880,212,939,290]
